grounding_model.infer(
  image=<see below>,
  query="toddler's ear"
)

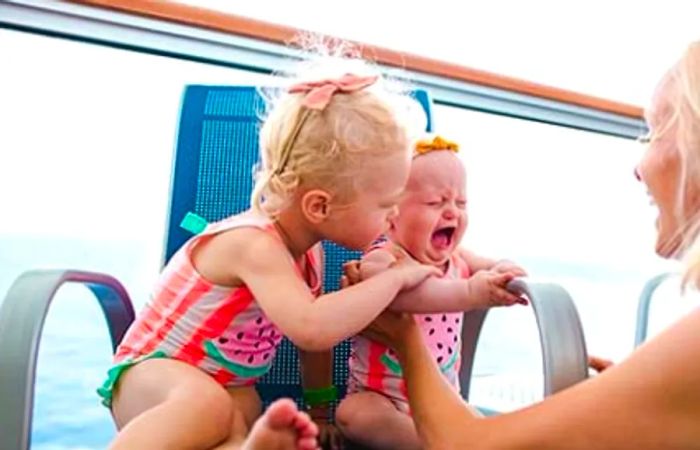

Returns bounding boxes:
[300,189,332,224]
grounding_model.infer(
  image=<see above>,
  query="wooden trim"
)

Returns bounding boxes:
[69,0,644,119]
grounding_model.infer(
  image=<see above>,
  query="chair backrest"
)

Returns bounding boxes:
[167,85,433,408]
[634,272,676,347]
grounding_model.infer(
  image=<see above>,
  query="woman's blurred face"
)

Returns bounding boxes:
[636,73,699,258]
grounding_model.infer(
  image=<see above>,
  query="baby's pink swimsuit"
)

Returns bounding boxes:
[347,241,469,412]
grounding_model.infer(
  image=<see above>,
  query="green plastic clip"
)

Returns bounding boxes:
[303,385,338,407]
[180,212,208,235]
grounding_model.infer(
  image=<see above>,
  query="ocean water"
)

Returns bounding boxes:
[0,236,158,450]
[0,236,688,449]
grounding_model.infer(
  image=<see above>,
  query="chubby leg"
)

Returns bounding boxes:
[336,391,421,450]
[110,359,319,450]
[109,358,236,450]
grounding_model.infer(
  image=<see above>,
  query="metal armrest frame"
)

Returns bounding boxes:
[460,278,588,408]
[0,270,135,450]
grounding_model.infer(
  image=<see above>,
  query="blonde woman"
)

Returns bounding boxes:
[361,41,700,449]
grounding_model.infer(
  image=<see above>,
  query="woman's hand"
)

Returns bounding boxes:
[343,257,425,354]
[588,355,614,373]
[361,309,419,354]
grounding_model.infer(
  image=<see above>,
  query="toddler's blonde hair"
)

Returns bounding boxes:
[251,44,420,217]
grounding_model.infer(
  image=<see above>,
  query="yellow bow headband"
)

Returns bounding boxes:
[414,135,459,157]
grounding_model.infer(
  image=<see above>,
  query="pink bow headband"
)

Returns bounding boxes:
[274,74,378,175]
[288,73,378,110]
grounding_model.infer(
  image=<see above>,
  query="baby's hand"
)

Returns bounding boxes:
[491,259,527,277]
[466,270,528,308]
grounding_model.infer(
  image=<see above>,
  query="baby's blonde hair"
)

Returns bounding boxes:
[251,47,418,217]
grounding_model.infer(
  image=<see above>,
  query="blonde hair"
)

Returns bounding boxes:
[251,47,418,217]
[662,41,700,286]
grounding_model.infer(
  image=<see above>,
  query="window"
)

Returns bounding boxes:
[432,105,677,409]
[0,28,273,449]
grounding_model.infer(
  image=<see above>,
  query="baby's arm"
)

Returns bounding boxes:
[459,248,527,276]
[202,228,438,351]
[361,249,524,313]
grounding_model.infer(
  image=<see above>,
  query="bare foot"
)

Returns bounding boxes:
[243,399,319,450]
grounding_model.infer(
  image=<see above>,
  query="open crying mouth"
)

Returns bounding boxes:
[431,227,455,249]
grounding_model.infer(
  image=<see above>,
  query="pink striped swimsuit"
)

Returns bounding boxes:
[347,241,470,412]
[98,212,322,407]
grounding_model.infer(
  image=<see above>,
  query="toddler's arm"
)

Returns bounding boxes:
[360,249,525,313]
[198,228,438,351]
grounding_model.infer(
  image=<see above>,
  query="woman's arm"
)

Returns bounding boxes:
[386,308,700,449]
[364,312,484,449]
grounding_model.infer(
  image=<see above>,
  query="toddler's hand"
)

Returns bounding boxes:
[340,260,362,288]
[492,259,527,277]
[390,257,441,291]
[467,270,528,308]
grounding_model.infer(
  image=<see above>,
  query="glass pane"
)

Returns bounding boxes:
[0,28,274,449]
[432,104,679,411]
[181,0,700,105]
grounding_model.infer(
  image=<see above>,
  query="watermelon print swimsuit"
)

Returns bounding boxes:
[97,212,322,407]
[347,241,470,412]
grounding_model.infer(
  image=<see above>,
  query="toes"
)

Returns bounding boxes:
[294,414,318,437]
[297,435,320,450]
[265,399,299,428]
